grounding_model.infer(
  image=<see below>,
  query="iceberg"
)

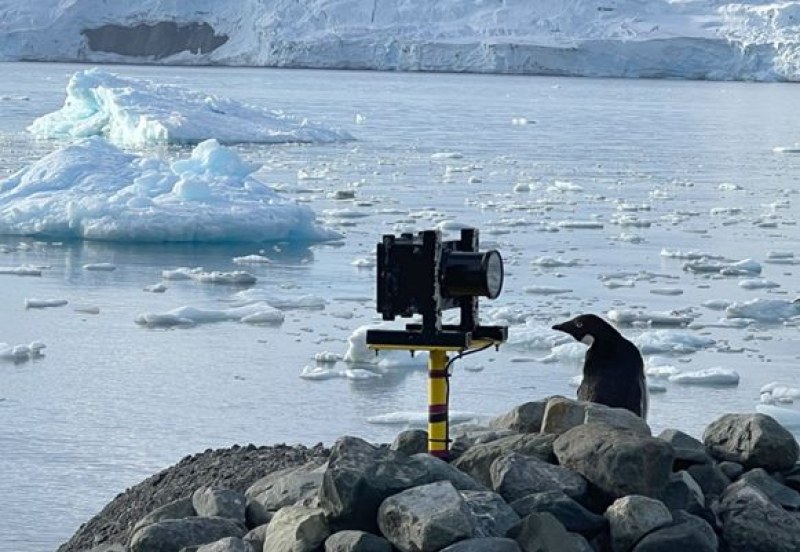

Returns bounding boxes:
[0,137,340,243]
[28,69,354,147]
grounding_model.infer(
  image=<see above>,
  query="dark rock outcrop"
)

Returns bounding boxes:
[82,22,228,59]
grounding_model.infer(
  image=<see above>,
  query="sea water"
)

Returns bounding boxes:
[1,62,799,551]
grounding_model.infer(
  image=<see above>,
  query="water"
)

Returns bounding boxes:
[1,62,799,551]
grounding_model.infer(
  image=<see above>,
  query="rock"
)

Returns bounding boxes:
[245,460,325,513]
[488,400,548,433]
[731,469,800,510]
[541,397,650,436]
[632,511,717,552]
[461,490,520,538]
[195,537,247,552]
[133,496,196,534]
[391,430,428,456]
[451,433,556,488]
[785,463,800,492]
[439,537,522,552]
[409,453,485,492]
[554,423,674,500]
[242,525,268,552]
[324,530,393,552]
[192,487,247,524]
[319,436,480,532]
[377,480,475,552]
[449,425,519,461]
[686,463,730,505]
[490,452,587,504]
[567,533,595,552]
[605,495,672,552]
[261,505,330,552]
[507,512,584,552]
[509,490,606,537]
[129,517,246,552]
[244,498,271,529]
[702,413,799,472]
[719,483,800,552]
[657,429,713,468]
[660,471,705,514]
[718,461,744,481]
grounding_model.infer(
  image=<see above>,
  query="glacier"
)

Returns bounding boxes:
[0,1,798,81]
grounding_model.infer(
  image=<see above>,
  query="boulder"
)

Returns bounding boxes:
[129,517,246,552]
[451,433,556,488]
[702,413,799,472]
[490,452,587,504]
[488,400,548,433]
[449,425,523,461]
[391,430,428,456]
[553,423,674,500]
[541,397,650,436]
[659,471,705,515]
[192,487,246,525]
[604,495,672,552]
[133,496,196,534]
[377,480,475,552]
[785,463,800,492]
[509,490,606,537]
[657,429,713,468]
[632,511,717,552]
[439,537,522,552]
[409,453,485,492]
[242,525,268,552]
[719,483,800,552]
[244,498,271,529]
[460,490,520,538]
[245,460,325,513]
[718,461,744,481]
[195,537,247,552]
[686,463,730,505]
[261,505,330,552]
[507,512,585,552]
[729,470,800,510]
[324,530,393,552]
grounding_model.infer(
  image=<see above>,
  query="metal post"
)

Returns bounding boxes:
[428,349,449,459]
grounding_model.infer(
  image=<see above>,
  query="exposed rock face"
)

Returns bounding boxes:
[718,483,800,552]
[488,400,548,433]
[451,433,556,487]
[702,413,799,472]
[542,397,651,436]
[129,517,246,552]
[604,495,672,552]
[509,490,606,537]
[490,452,587,503]
[262,505,330,552]
[82,22,228,59]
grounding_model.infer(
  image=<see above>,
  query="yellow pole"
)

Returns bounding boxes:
[428,349,449,459]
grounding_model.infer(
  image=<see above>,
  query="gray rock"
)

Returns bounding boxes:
[133,496,196,534]
[719,483,800,552]
[451,433,556,488]
[130,517,246,552]
[541,397,650,436]
[509,490,607,537]
[196,537,247,552]
[686,463,730,505]
[242,525,268,552]
[702,413,800,472]
[262,505,330,552]
[319,436,481,532]
[193,488,246,524]
[660,471,705,515]
[410,453,485,492]
[245,460,325,513]
[324,530,393,552]
[732,469,800,510]
[632,511,717,552]
[567,533,594,552]
[377,480,475,552]
[605,495,672,552]
[718,461,744,481]
[461,490,520,538]
[488,400,548,433]
[554,423,674,500]
[508,512,585,552]
[657,429,713,467]
[391,430,428,456]
[785,463,800,492]
[440,537,522,552]
[450,425,518,461]
[244,498,271,529]
[490,452,587,503]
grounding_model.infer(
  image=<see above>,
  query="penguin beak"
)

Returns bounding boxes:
[552,322,572,336]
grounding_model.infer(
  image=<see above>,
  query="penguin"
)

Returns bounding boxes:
[552,313,648,419]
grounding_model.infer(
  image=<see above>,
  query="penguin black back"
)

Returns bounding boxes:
[552,314,648,419]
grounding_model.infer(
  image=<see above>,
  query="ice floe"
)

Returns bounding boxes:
[759,382,800,405]
[0,138,340,243]
[232,289,327,310]
[507,323,570,351]
[632,331,716,355]
[28,69,353,147]
[668,368,740,386]
[343,325,427,369]
[739,278,780,290]
[683,258,762,276]
[134,303,284,328]
[725,298,800,322]
[232,254,273,265]
[531,256,578,268]
[162,267,256,286]
[0,341,46,362]
[24,298,68,309]
[523,286,573,295]
[607,309,694,327]
[0,265,42,276]
[366,411,477,426]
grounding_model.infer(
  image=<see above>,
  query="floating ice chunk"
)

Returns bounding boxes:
[345,368,382,380]
[0,265,42,276]
[649,288,684,296]
[484,307,532,325]
[297,168,329,180]
[351,257,376,268]
[537,342,586,368]
[507,324,570,351]
[436,220,473,232]
[431,152,463,160]
[608,310,693,327]
[0,342,46,362]
[241,309,285,325]
[669,368,739,386]
[633,331,716,355]
[556,220,603,229]
[773,145,800,154]
[531,256,578,267]
[299,365,344,380]
[603,280,635,289]
[0,138,340,243]
[702,299,731,311]
[646,364,681,379]
[725,298,800,322]
[314,352,342,363]
[366,411,476,426]
[233,255,272,265]
[322,208,371,219]
[767,251,794,260]
[524,286,573,295]
[25,298,68,309]
[548,181,582,193]
[343,325,427,368]
[513,183,531,193]
[718,183,743,191]
[683,258,761,276]
[759,382,800,404]
[611,215,652,227]
[232,289,326,310]
[83,263,116,271]
[739,278,780,290]
[135,302,283,328]
[74,305,100,314]
[511,117,529,125]
[661,248,720,260]
[28,69,353,147]
[720,259,762,276]
[161,267,255,285]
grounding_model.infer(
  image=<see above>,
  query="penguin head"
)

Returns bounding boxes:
[552,314,618,347]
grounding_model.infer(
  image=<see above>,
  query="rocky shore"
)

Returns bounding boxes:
[61,397,800,552]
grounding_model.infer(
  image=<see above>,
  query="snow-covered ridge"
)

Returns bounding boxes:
[1,1,799,81]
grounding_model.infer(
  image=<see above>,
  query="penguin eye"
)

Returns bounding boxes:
[575,321,583,328]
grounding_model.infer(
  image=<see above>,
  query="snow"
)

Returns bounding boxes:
[1,1,800,81]
[0,137,341,243]
[28,69,354,147]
